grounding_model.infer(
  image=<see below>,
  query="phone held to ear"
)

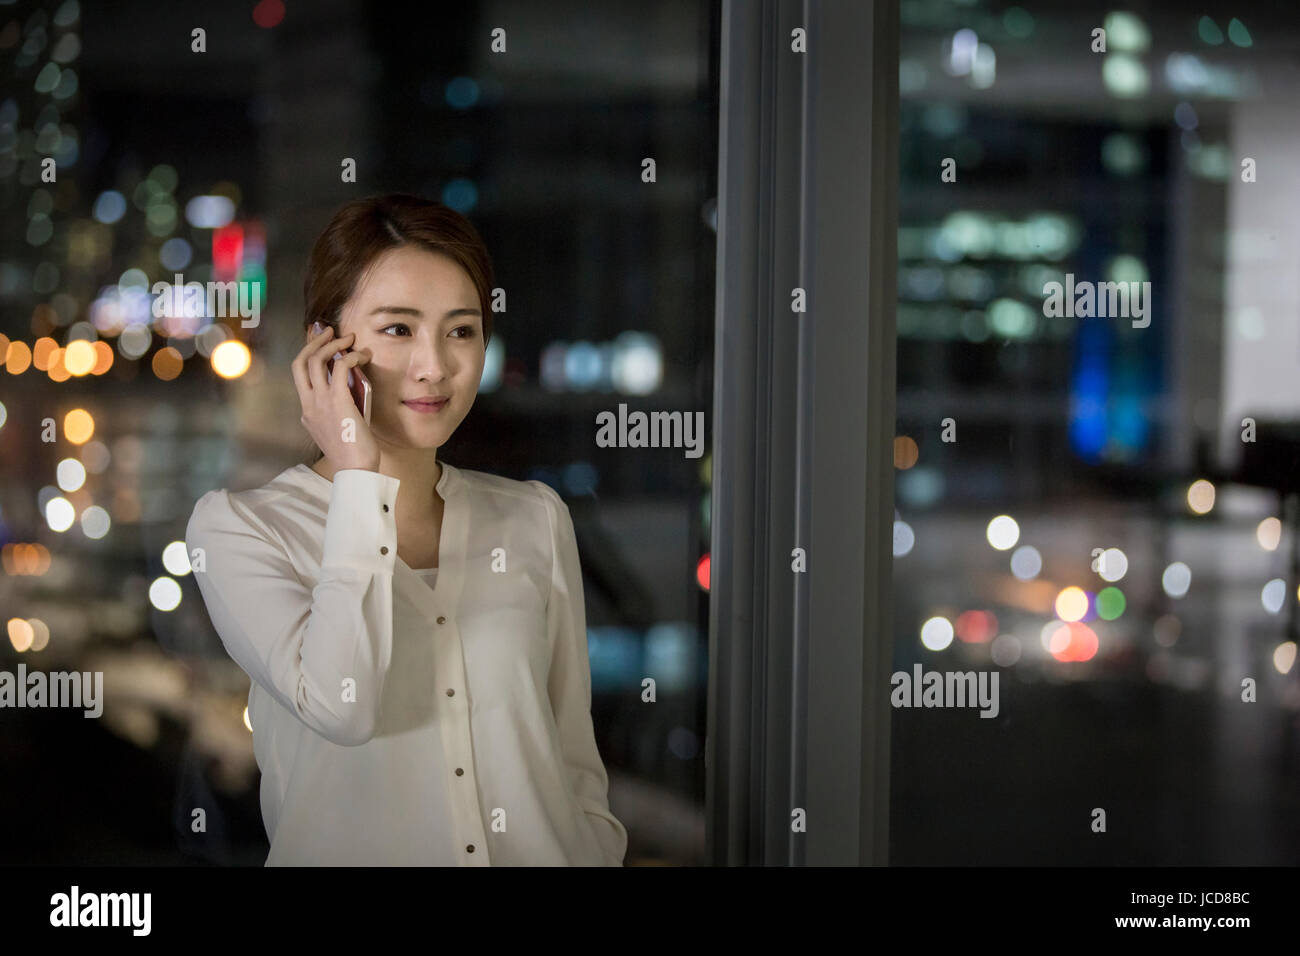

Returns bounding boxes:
[312,321,372,424]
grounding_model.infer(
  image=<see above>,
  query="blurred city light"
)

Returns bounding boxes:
[1261,579,1286,615]
[148,577,182,612]
[1187,479,1215,514]
[80,505,110,539]
[185,195,235,229]
[162,541,192,576]
[62,408,94,443]
[1162,562,1192,599]
[894,519,915,557]
[211,340,251,378]
[1054,586,1089,623]
[1256,517,1280,551]
[1096,547,1128,582]
[1010,544,1041,580]
[986,514,1019,550]
[920,616,954,651]
[695,553,710,591]
[56,457,85,491]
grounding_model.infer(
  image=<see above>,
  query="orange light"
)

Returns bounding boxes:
[47,347,70,382]
[6,340,32,374]
[894,435,919,469]
[32,336,57,370]
[91,340,115,375]
[211,340,251,378]
[152,346,183,381]
[696,553,710,591]
[63,408,95,444]
[64,339,97,376]
[7,618,34,652]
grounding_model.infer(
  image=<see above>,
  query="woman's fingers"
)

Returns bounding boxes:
[296,324,335,392]
[307,330,354,392]
[291,325,331,395]
[329,347,371,401]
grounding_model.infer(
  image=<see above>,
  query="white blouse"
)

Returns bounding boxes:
[184,461,627,866]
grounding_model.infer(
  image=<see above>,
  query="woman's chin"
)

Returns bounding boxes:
[373,426,449,451]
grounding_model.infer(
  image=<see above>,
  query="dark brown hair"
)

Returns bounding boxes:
[303,193,494,343]
[298,194,494,463]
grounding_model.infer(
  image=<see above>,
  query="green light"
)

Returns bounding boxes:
[1197,16,1224,45]
[239,263,268,309]
[1227,18,1252,47]
[148,164,179,193]
[1097,587,1126,620]
[1101,133,1146,176]
[987,298,1036,338]
[1102,53,1150,98]
[1003,7,1033,39]
[1103,12,1150,53]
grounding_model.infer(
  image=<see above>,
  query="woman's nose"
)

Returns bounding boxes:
[409,336,448,380]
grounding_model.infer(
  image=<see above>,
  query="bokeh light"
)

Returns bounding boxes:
[1257,517,1281,551]
[1010,544,1041,579]
[986,514,1019,550]
[63,408,94,444]
[148,576,182,612]
[1187,479,1215,514]
[920,616,954,651]
[211,340,251,378]
[1054,586,1089,622]
[1162,562,1192,599]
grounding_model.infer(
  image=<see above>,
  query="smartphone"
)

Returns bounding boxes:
[314,322,372,423]
[331,350,372,424]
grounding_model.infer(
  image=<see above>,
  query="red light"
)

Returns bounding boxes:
[696,553,710,591]
[212,224,244,281]
[253,0,286,29]
[955,609,998,643]
[1051,622,1099,662]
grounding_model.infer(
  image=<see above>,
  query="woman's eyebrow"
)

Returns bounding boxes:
[367,306,482,319]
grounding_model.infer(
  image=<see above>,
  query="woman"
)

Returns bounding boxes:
[186,194,627,866]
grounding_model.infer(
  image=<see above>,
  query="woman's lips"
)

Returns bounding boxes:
[402,398,449,414]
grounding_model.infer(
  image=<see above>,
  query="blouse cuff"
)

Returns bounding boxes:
[321,468,402,574]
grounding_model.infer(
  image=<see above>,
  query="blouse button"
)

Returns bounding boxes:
[446,688,455,697]
[466,844,475,853]
[455,767,464,776]
[382,504,389,513]
[437,615,446,625]
[380,546,389,555]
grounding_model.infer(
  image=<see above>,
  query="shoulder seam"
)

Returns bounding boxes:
[192,487,306,586]
[537,480,558,610]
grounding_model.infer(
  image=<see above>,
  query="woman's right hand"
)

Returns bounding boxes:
[292,322,380,472]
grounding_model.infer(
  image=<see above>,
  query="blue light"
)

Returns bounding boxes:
[587,626,641,693]
[92,190,126,224]
[562,461,599,496]
[564,340,602,390]
[445,76,481,110]
[441,178,478,213]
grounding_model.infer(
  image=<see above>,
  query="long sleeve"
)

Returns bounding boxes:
[535,481,628,866]
[186,469,402,747]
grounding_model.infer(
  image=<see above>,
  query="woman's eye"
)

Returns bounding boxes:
[452,325,476,339]
[382,324,410,336]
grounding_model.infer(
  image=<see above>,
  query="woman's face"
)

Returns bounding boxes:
[336,245,485,452]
